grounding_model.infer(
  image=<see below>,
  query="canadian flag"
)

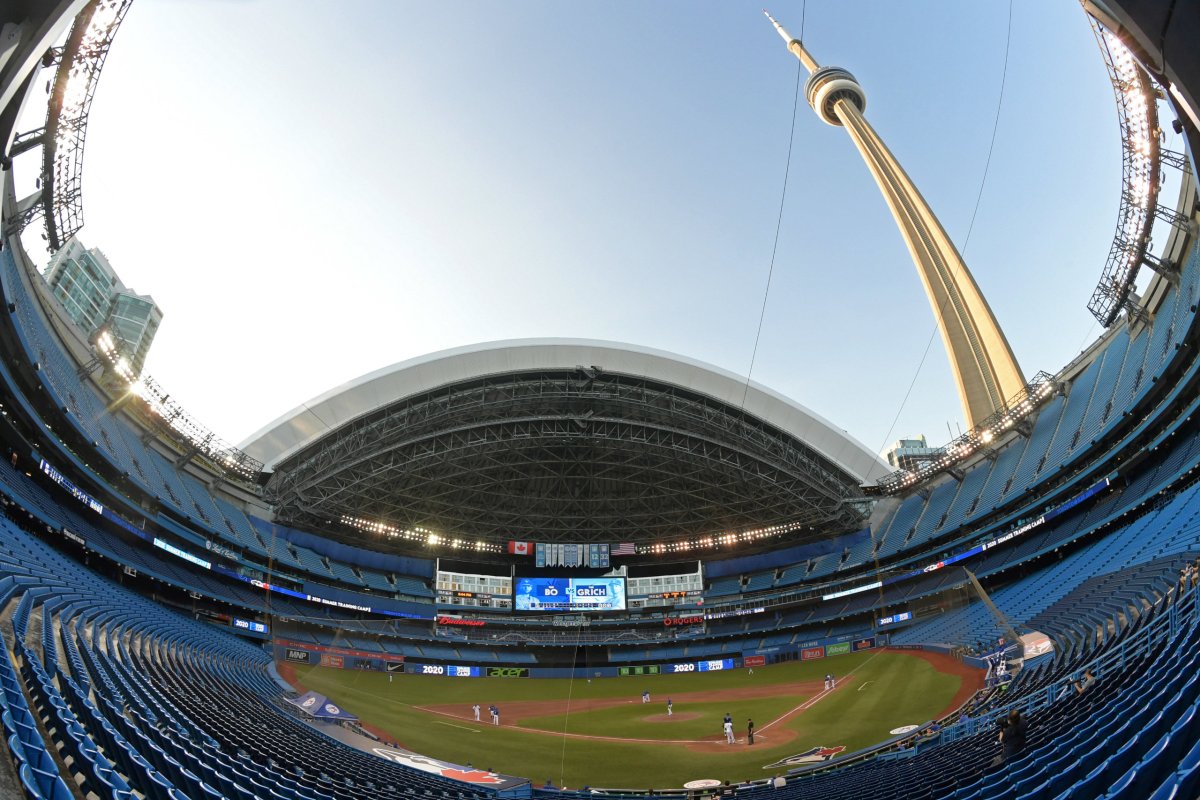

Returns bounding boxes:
[507,541,531,555]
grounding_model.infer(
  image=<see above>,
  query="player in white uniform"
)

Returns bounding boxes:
[723,720,735,744]
[472,703,480,721]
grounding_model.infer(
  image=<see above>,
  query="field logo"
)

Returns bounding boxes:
[764,746,846,768]
[373,748,506,785]
[301,696,317,709]
[826,642,851,656]
[890,725,919,735]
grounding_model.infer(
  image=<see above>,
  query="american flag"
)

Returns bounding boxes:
[611,542,636,556]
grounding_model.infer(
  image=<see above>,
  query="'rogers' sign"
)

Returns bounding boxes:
[664,615,704,627]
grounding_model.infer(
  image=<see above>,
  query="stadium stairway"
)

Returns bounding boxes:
[1021,555,1194,653]
[891,478,1200,650]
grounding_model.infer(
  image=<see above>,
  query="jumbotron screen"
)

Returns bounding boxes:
[513,577,626,612]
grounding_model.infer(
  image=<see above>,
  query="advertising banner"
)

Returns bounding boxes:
[618,665,660,676]
[485,667,529,678]
[825,642,851,656]
[801,647,825,660]
[273,639,404,663]
[409,664,481,677]
[852,637,877,651]
[233,618,268,635]
[743,655,767,667]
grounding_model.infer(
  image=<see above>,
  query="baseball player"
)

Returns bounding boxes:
[830,673,836,689]
[642,690,650,704]
[473,703,480,722]
[667,697,673,716]
[723,718,735,744]
[490,705,499,725]
[747,718,755,745]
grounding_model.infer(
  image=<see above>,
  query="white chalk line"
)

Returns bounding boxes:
[434,720,480,732]
[758,649,885,735]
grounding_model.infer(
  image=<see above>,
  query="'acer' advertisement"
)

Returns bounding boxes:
[485,667,529,678]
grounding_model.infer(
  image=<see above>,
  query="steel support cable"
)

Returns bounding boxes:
[741,2,807,408]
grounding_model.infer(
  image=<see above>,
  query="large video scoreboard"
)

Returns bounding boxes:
[513,576,626,612]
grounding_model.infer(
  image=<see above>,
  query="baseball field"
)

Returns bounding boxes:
[283,649,980,789]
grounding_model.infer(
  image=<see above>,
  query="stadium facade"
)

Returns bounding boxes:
[1,0,1200,797]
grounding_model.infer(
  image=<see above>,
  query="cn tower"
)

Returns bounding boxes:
[765,12,1026,429]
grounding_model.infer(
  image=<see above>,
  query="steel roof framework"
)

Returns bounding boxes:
[265,370,867,547]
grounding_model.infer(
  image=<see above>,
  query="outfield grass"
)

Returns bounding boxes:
[291,650,961,789]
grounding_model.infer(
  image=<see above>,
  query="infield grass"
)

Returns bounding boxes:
[291,650,963,789]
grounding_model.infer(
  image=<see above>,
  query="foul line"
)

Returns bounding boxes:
[433,720,480,733]
[858,681,875,692]
[758,649,884,734]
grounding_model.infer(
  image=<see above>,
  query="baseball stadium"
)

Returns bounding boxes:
[1,1,1199,799]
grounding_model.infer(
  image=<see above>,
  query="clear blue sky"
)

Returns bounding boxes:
[18,1,1168,469]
